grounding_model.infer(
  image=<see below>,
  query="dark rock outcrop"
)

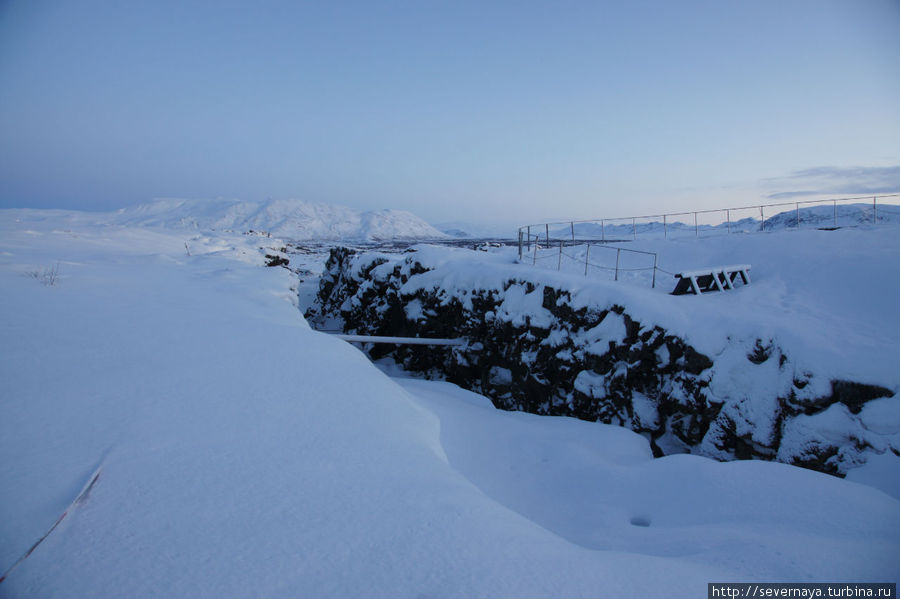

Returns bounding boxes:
[306,247,896,477]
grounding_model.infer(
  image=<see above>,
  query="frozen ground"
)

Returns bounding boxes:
[1,209,899,597]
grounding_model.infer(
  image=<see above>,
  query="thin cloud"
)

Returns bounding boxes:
[764,165,900,200]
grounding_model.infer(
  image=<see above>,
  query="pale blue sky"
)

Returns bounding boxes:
[1,0,898,223]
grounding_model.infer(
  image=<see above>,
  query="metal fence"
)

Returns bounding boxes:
[517,193,900,258]
[524,239,660,288]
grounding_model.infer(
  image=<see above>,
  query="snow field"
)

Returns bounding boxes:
[1,211,898,597]
[395,377,899,581]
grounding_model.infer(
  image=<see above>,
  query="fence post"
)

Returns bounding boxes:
[518,230,523,260]
[558,241,563,271]
[760,206,764,232]
[663,214,667,239]
[533,236,538,265]
[694,212,698,237]
[570,222,575,242]
[795,203,800,228]
[601,220,605,241]
[584,244,590,276]
[726,209,731,234]
[546,223,550,245]
[652,253,657,289]
[873,196,877,224]
[632,217,636,240]
[615,248,620,281]
[527,226,531,251]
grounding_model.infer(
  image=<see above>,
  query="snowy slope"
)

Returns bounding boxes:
[395,376,900,579]
[308,224,900,486]
[111,198,449,241]
[1,210,898,597]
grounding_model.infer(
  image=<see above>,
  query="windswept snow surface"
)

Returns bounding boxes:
[1,210,898,597]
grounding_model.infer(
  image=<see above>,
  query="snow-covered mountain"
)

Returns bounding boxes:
[434,220,522,239]
[761,202,900,230]
[112,198,449,241]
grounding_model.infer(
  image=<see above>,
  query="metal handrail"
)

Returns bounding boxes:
[517,193,900,257]
[517,193,900,232]
[327,333,466,346]
[523,236,659,288]
[516,192,900,288]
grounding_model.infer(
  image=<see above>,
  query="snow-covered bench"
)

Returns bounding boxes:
[671,264,751,295]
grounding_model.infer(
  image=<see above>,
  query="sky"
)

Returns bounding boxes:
[1,0,898,225]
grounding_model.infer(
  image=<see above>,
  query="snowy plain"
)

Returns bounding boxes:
[1,208,899,597]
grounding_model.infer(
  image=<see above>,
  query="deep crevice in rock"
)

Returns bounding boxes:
[306,247,896,478]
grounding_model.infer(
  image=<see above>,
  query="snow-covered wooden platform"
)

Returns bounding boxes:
[672,264,751,295]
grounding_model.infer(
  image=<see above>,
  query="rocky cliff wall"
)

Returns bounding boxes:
[306,246,897,476]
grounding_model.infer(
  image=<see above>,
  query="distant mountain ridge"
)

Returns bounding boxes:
[112,198,449,241]
[434,220,523,239]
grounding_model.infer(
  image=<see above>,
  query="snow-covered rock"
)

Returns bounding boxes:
[307,231,900,482]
